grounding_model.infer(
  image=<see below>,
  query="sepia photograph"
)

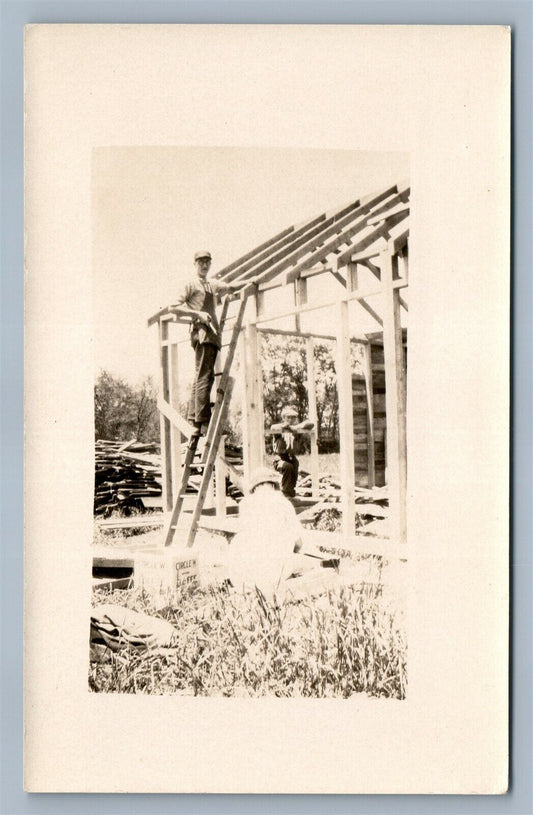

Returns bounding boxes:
[23,24,509,793]
[89,147,410,698]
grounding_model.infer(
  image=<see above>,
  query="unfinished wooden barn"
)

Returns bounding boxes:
[148,181,409,556]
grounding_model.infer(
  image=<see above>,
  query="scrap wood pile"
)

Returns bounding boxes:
[295,471,389,533]
[94,439,246,517]
[94,439,163,517]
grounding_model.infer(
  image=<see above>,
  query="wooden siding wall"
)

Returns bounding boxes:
[352,335,407,488]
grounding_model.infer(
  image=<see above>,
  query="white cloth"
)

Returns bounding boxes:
[226,490,303,595]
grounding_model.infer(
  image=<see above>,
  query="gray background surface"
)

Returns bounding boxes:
[2,1,531,812]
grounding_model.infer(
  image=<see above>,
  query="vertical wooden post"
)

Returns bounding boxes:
[306,336,320,497]
[347,262,358,292]
[215,435,227,517]
[398,243,409,283]
[169,334,182,504]
[294,277,307,332]
[241,294,265,488]
[158,320,173,512]
[336,301,356,539]
[381,249,407,543]
[362,342,376,488]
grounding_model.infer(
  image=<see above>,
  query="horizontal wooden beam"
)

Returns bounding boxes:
[257,326,338,342]
[147,306,194,327]
[251,277,407,327]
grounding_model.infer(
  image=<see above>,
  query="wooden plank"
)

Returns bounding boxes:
[306,336,320,497]
[347,261,383,328]
[381,250,407,543]
[157,397,196,439]
[251,279,406,329]
[336,210,409,269]
[282,206,398,285]
[147,306,195,327]
[367,202,410,226]
[197,515,239,536]
[241,308,264,481]
[215,435,227,517]
[218,457,245,493]
[336,301,356,539]
[226,197,373,285]
[350,237,388,264]
[388,226,409,255]
[169,341,181,504]
[235,187,398,288]
[215,225,296,280]
[95,515,164,531]
[294,276,307,332]
[362,343,376,488]
[300,530,407,561]
[159,321,173,512]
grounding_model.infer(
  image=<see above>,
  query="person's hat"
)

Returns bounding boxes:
[281,405,299,418]
[248,467,280,493]
[194,250,212,261]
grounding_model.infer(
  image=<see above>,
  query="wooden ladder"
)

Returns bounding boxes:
[163,294,248,547]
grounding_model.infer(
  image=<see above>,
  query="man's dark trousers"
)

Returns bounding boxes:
[274,455,299,498]
[188,341,218,425]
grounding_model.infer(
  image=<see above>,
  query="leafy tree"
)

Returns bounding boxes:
[259,334,364,453]
[94,370,159,443]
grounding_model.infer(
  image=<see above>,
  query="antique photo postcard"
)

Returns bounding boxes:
[24,24,509,793]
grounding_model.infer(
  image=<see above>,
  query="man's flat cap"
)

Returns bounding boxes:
[194,250,212,261]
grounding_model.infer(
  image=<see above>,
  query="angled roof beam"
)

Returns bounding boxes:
[231,185,399,288]
[350,236,388,265]
[214,225,295,280]
[335,210,409,269]
[368,202,410,226]
[284,209,408,284]
[216,196,367,284]
[227,199,365,286]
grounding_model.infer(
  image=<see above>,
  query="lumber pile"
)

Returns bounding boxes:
[294,470,389,529]
[94,439,163,517]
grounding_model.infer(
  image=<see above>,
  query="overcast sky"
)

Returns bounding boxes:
[92,146,409,384]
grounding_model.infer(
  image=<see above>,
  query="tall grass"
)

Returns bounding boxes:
[90,581,406,699]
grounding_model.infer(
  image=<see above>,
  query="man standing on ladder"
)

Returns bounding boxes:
[172,250,236,436]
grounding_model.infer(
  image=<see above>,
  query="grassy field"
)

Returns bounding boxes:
[90,578,406,699]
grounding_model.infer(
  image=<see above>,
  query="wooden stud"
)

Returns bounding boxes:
[347,262,358,292]
[294,277,307,332]
[169,339,181,505]
[306,336,320,497]
[336,301,356,539]
[240,296,265,486]
[158,320,173,512]
[363,342,376,488]
[381,249,407,544]
[215,435,227,517]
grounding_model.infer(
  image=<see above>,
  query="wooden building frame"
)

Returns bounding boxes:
[148,181,409,549]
